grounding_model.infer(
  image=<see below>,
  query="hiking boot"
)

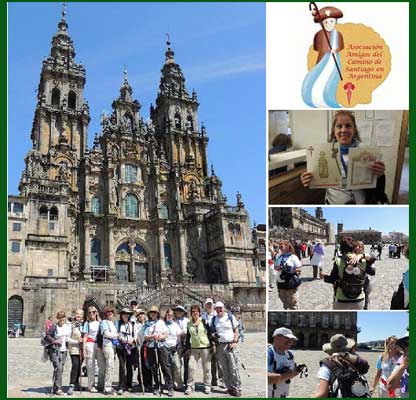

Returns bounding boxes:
[153,388,160,396]
[89,386,98,393]
[168,388,174,397]
[184,386,193,395]
[117,389,124,395]
[204,386,211,394]
[67,385,75,396]
[104,387,114,395]
[55,388,64,396]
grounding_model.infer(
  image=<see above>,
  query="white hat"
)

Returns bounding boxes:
[174,305,186,312]
[204,298,214,305]
[214,301,225,309]
[272,327,298,341]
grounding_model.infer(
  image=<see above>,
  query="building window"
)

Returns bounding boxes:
[51,88,60,106]
[159,203,168,220]
[91,197,101,215]
[39,205,48,219]
[47,269,53,277]
[68,91,77,109]
[12,223,21,232]
[125,165,137,183]
[11,241,20,253]
[49,222,55,231]
[91,238,101,265]
[8,202,11,212]
[164,242,172,269]
[49,207,58,221]
[125,193,138,218]
[13,203,24,214]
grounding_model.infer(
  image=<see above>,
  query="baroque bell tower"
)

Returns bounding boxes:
[18,6,89,280]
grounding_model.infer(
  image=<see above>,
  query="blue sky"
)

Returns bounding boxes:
[304,207,409,235]
[357,312,408,343]
[7,2,266,224]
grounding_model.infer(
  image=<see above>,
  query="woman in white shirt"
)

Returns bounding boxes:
[274,241,302,310]
[45,311,73,395]
[101,306,119,394]
[82,306,105,393]
[371,336,401,398]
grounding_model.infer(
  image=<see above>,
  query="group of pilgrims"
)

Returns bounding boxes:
[43,299,244,397]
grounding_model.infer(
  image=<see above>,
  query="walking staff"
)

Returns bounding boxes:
[309,2,343,80]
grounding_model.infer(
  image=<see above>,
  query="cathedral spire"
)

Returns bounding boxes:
[165,34,176,65]
[119,67,133,102]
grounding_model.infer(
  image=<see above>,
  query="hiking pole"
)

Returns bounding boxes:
[137,344,145,395]
[240,362,251,379]
[154,341,162,396]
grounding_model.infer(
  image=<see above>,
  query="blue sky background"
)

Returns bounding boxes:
[357,311,408,343]
[7,2,266,224]
[304,207,409,235]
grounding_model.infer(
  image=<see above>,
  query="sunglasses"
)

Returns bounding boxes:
[106,311,114,314]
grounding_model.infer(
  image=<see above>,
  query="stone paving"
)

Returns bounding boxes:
[279,349,382,398]
[269,245,407,311]
[8,333,266,398]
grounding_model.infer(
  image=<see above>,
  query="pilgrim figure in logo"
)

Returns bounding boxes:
[302,4,344,108]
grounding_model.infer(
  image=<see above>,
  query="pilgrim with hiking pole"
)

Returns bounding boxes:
[44,311,72,395]
[139,305,175,396]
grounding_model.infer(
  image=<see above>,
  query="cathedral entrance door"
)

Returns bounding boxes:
[116,263,129,282]
[135,263,148,287]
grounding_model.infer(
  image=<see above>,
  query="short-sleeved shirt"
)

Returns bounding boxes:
[83,320,100,340]
[376,355,397,392]
[201,310,216,326]
[165,321,182,348]
[275,254,301,283]
[213,313,239,343]
[141,319,169,349]
[393,356,409,397]
[56,323,71,352]
[267,346,295,398]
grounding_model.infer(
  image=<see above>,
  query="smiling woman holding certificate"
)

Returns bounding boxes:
[300,111,387,204]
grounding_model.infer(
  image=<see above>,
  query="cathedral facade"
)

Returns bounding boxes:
[8,10,265,335]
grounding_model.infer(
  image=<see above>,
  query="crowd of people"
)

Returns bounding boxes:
[42,299,245,397]
[267,328,409,398]
[268,237,409,311]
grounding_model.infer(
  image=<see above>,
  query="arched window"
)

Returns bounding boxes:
[159,203,168,220]
[49,207,58,221]
[164,242,172,269]
[234,224,241,235]
[228,223,234,233]
[125,193,138,218]
[116,242,130,254]
[91,238,101,265]
[134,243,146,255]
[68,91,77,109]
[125,164,137,183]
[186,115,194,131]
[91,197,101,215]
[51,88,60,106]
[8,295,23,329]
[39,205,48,220]
[174,112,181,129]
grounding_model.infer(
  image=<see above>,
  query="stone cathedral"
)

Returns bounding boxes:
[8,10,265,335]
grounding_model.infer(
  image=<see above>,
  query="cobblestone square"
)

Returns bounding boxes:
[8,333,266,398]
[269,245,407,310]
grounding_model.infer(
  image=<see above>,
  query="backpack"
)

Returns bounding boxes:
[211,312,239,340]
[276,256,301,290]
[321,356,371,398]
[391,281,408,310]
[268,345,294,396]
[336,257,366,299]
